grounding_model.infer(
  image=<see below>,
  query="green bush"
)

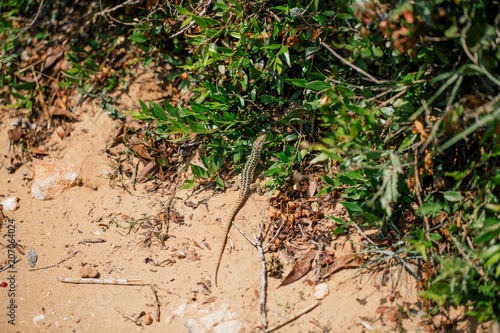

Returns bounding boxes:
[2,0,499,323]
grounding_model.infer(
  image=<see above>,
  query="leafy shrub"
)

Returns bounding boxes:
[2,0,499,324]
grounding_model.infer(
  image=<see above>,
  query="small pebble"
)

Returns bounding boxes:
[79,265,99,278]
[143,313,153,325]
[314,283,329,300]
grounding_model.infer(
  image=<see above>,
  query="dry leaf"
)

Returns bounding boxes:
[308,180,317,197]
[413,120,427,141]
[279,249,316,287]
[49,107,81,121]
[424,150,433,175]
[8,123,22,141]
[28,145,49,155]
[202,296,217,304]
[137,160,158,183]
[327,254,363,276]
[132,144,153,160]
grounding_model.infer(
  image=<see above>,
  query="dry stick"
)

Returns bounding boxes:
[93,0,142,22]
[115,307,142,326]
[320,41,387,85]
[261,301,320,333]
[413,149,434,284]
[170,0,215,38]
[58,277,147,285]
[312,239,323,282]
[378,88,408,108]
[78,238,106,244]
[159,185,177,242]
[150,283,160,322]
[31,67,51,128]
[29,250,80,272]
[233,215,286,329]
[15,0,45,38]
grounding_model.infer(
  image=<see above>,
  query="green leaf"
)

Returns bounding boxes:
[261,44,281,50]
[341,201,363,216]
[415,201,443,217]
[129,32,147,43]
[215,175,225,190]
[286,79,307,87]
[151,101,169,121]
[173,5,191,15]
[261,94,276,105]
[138,98,150,116]
[190,164,208,179]
[337,13,352,19]
[443,191,464,202]
[192,16,211,28]
[305,81,331,91]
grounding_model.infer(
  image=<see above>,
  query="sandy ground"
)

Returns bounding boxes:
[0,68,461,333]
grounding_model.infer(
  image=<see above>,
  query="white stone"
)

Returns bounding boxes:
[172,303,187,317]
[314,283,329,300]
[200,308,238,329]
[184,319,207,333]
[33,314,45,325]
[1,197,19,211]
[213,320,243,333]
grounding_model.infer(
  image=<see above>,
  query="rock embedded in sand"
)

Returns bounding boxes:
[31,160,79,200]
[314,283,329,300]
[1,197,20,211]
[79,265,99,278]
[143,313,153,325]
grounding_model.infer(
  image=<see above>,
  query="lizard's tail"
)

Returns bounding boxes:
[214,219,232,287]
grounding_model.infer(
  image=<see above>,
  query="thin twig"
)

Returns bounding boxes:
[150,283,160,322]
[29,250,80,271]
[263,219,285,251]
[94,0,142,22]
[233,213,289,329]
[116,307,142,326]
[261,302,320,333]
[350,219,375,246]
[170,0,215,38]
[254,211,268,328]
[320,41,387,84]
[312,239,323,282]
[15,0,45,38]
[58,277,147,285]
[160,185,177,242]
[78,239,106,244]
[378,88,408,108]
[32,66,51,128]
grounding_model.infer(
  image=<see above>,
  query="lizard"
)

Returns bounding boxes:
[214,134,267,287]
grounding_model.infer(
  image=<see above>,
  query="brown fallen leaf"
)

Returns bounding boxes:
[137,160,158,183]
[202,296,217,304]
[15,244,25,255]
[324,254,363,278]
[376,306,388,314]
[43,49,64,70]
[279,249,316,287]
[15,72,42,82]
[308,180,317,197]
[49,107,81,121]
[28,145,49,155]
[8,123,22,141]
[132,144,153,161]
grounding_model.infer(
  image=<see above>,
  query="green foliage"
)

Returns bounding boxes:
[2,0,500,324]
